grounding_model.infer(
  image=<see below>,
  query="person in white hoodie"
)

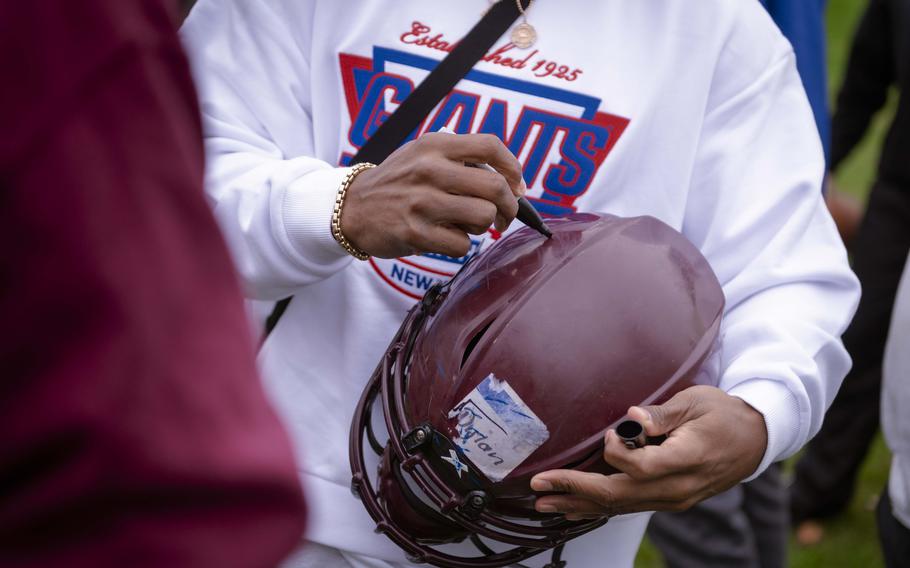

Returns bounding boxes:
[180,1,860,566]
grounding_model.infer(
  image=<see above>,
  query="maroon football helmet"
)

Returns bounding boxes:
[350,213,724,568]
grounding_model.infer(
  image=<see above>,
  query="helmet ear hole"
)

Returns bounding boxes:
[461,319,495,369]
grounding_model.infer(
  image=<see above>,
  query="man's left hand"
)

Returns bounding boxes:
[530,385,768,520]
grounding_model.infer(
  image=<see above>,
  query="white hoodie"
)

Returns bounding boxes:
[883,253,910,530]
[181,1,860,566]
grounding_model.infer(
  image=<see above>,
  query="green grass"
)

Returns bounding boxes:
[827,0,898,202]
[636,2,896,566]
[786,436,891,568]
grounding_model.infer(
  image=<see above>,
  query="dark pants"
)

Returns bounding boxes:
[647,464,788,568]
[877,485,910,568]
[790,183,910,523]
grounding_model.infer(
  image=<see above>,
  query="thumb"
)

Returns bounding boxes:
[628,389,699,437]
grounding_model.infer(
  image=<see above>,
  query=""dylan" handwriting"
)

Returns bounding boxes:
[455,406,505,466]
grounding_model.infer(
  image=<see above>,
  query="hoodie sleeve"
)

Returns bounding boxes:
[683,3,861,479]
[181,0,353,301]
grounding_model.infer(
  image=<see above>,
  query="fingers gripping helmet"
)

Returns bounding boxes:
[350,213,724,567]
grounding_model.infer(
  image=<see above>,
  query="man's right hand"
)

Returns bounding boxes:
[340,132,525,259]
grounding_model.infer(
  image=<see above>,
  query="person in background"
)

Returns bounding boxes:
[647,2,832,566]
[879,251,910,568]
[789,0,910,545]
[0,1,305,566]
[762,0,831,160]
[761,0,865,246]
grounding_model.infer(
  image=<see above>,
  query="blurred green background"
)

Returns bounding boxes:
[636,1,897,566]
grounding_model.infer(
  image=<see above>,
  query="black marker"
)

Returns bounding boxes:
[616,419,668,449]
[516,192,553,239]
[471,162,552,239]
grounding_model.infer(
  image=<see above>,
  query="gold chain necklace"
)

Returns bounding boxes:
[510,0,537,49]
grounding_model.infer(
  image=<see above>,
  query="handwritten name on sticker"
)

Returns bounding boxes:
[447,374,550,482]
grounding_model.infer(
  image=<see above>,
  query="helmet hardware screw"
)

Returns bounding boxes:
[403,423,433,453]
[457,490,489,520]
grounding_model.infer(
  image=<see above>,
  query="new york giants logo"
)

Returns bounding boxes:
[339,46,629,299]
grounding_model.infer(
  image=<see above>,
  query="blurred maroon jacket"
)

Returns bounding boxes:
[0,1,305,567]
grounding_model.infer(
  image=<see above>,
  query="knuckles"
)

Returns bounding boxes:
[687,445,710,469]
[591,484,619,510]
[625,459,656,481]
[492,177,516,204]
[406,191,432,217]
[648,474,712,513]
[400,221,424,250]
[475,133,501,156]
[416,131,445,150]
[668,496,702,513]
[663,475,704,503]
[472,203,498,232]
[409,155,438,183]
[448,234,471,258]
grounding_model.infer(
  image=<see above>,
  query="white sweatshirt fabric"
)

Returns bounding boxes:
[882,253,910,530]
[181,1,860,566]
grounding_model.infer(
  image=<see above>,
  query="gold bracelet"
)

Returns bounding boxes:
[331,162,375,261]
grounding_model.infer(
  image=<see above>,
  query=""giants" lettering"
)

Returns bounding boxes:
[339,49,629,218]
[346,74,624,215]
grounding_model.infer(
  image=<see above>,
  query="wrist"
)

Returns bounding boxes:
[332,162,376,260]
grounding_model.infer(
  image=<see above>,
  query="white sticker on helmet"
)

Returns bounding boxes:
[447,374,550,482]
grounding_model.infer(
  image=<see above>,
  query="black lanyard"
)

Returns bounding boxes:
[265,0,530,336]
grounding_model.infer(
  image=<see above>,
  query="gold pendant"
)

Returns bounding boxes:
[511,22,537,49]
